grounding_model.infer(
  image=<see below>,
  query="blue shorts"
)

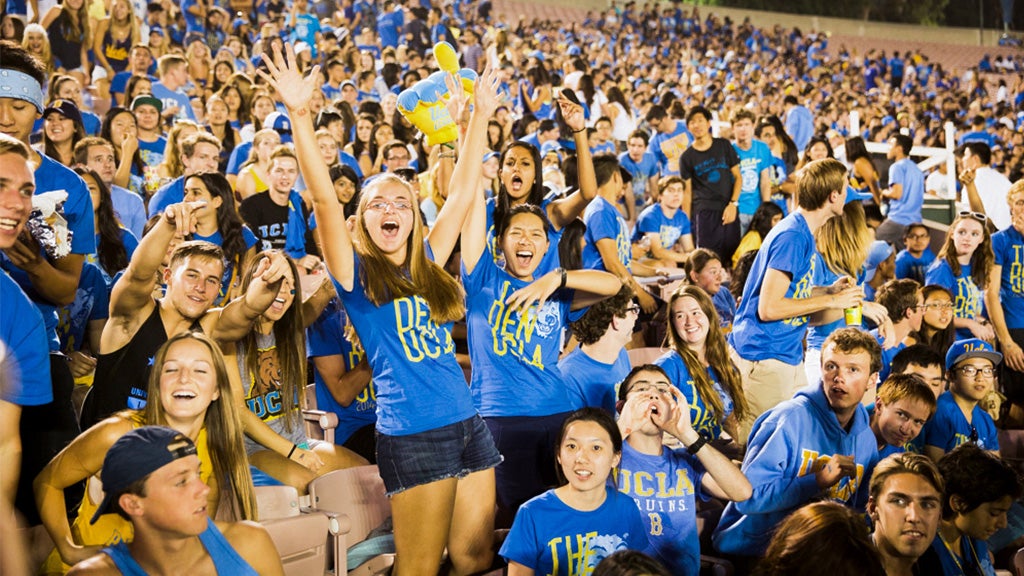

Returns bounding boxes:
[376,415,502,496]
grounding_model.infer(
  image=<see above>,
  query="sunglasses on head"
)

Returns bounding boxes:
[959,210,988,222]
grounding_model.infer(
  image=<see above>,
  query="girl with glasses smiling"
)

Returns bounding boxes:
[264,45,504,575]
[907,285,956,358]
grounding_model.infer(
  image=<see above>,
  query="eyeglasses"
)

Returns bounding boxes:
[959,210,988,222]
[366,199,412,212]
[958,365,996,379]
[923,302,954,310]
[625,304,641,315]
[387,154,410,162]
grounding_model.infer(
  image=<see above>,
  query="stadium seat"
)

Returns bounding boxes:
[627,347,665,367]
[307,466,396,575]
[999,429,1024,474]
[1013,547,1024,576]
[255,485,343,576]
[304,383,339,443]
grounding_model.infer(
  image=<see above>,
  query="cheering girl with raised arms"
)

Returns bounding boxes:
[261,45,504,575]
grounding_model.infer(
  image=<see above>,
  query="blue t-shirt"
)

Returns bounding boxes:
[151,82,196,122]
[227,142,251,176]
[921,391,999,453]
[713,384,878,556]
[462,257,574,417]
[887,158,925,226]
[191,226,258,306]
[784,105,814,151]
[289,12,321,54]
[582,196,631,273]
[181,0,204,32]
[618,151,659,206]
[927,532,996,576]
[992,226,1024,329]
[110,184,146,239]
[137,136,167,171]
[712,285,736,330]
[1,155,96,351]
[733,139,773,215]
[148,176,185,217]
[0,271,53,406]
[806,252,845,351]
[631,204,691,250]
[648,121,692,176]
[306,298,377,443]
[654,351,734,439]
[925,259,984,339]
[56,261,110,353]
[500,487,647,575]
[376,7,404,48]
[559,347,630,414]
[729,212,816,364]
[894,247,935,285]
[333,249,476,436]
[617,443,708,575]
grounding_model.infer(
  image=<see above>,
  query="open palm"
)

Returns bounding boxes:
[258,44,321,111]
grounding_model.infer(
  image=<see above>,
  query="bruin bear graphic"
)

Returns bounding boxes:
[252,347,283,398]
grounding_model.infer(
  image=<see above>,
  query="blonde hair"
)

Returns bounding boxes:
[157,120,201,179]
[353,174,465,323]
[142,332,257,520]
[816,202,872,277]
[21,24,53,74]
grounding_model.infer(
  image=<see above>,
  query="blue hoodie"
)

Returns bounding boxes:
[712,383,879,556]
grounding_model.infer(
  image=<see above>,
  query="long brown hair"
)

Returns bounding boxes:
[816,201,872,277]
[353,174,465,323]
[665,285,748,423]
[142,332,257,520]
[237,251,305,432]
[937,213,994,290]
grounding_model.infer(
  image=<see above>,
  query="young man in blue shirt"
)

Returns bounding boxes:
[877,134,924,251]
[713,328,882,559]
[731,108,772,236]
[728,158,865,441]
[921,339,1002,462]
[990,180,1024,413]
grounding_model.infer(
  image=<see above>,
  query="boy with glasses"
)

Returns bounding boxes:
[616,364,751,574]
[920,339,1002,463]
[895,223,935,284]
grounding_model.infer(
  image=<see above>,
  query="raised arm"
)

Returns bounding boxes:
[211,251,289,342]
[548,95,597,230]
[259,45,355,290]
[428,67,503,265]
[34,418,133,566]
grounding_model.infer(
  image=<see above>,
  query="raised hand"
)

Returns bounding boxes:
[444,72,470,130]
[257,43,322,112]
[162,201,206,237]
[504,270,560,316]
[558,90,586,134]
[473,66,504,119]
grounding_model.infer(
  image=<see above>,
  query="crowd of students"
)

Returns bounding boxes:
[5,0,1024,573]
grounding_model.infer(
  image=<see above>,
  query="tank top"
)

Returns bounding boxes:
[101,26,132,72]
[47,10,85,70]
[238,332,305,455]
[80,303,203,429]
[103,518,257,576]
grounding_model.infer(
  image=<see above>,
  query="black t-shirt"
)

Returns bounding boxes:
[240,191,303,252]
[678,137,739,213]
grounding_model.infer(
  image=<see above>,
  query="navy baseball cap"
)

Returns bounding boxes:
[90,427,198,524]
[43,99,83,128]
[946,338,1003,372]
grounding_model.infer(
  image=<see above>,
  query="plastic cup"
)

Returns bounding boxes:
[844,305,863,326]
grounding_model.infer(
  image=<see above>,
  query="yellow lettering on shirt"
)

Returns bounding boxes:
[394,296,453,362]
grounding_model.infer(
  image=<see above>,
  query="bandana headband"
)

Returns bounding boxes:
[0,69,44,113]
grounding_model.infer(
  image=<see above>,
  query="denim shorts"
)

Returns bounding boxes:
[376,415,502,496]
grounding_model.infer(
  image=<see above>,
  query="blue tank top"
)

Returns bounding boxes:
[103,518,258,575]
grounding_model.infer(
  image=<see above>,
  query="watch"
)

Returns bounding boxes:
[728,200,739,207]
[685,433,709,455]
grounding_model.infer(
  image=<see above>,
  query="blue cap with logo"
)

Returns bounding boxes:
[945,338,1003,372]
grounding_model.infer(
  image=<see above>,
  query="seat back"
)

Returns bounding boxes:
[308,466,390,544]
[1013,547,1024,576]
[256,486,330,576]
[627,347,666,368]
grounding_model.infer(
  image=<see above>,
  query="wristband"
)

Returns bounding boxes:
[558,267,567,289]
[287,444,298,459]
[685,433,708,455]
[573,127,587,134]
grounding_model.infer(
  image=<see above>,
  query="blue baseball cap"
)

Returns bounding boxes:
[90,427,198,524]
[263,111,293,143]
[946,338,1003,372]
[862,240,894,283]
